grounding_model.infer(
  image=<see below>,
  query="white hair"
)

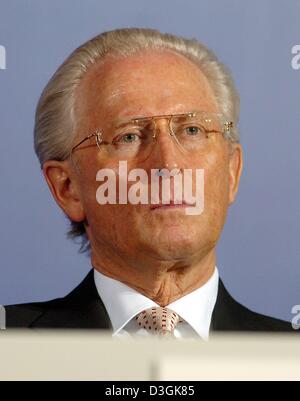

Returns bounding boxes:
[34,27,240,252]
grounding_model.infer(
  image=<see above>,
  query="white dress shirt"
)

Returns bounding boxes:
[94,267,219,340]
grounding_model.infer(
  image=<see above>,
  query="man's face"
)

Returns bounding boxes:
[72,50,242,267]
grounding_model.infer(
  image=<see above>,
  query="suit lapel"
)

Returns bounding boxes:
[211,279,244,331]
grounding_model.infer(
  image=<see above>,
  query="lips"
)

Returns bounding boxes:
[150,200,194,210]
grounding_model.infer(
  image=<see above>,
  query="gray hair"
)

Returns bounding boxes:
[34,27,240,253]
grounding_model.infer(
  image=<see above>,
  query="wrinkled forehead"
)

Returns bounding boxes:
[74,50,219,133]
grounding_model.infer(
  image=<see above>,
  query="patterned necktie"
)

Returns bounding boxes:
[135,306,182,337]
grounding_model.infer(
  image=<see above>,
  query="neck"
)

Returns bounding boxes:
[91,245,216,306]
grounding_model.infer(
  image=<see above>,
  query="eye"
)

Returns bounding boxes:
[114,132,142,144]
[121,133,140,143]
[184,125,205,136]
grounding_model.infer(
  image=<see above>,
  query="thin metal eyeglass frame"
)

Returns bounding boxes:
[69,111,233,156]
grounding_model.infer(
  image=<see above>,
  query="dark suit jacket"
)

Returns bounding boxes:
[5,270,296,332]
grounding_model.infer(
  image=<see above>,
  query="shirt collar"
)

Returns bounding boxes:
[94,267,219,340]
[167,269,219,339]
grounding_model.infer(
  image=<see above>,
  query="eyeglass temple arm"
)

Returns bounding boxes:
[71,133,99,153]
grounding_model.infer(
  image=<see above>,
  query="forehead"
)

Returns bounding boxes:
[75,50,219,131]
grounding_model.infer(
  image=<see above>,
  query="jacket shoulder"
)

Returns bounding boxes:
[230,300,294,331]
[5,297,65,328]
[4,270,111,329]
[212,280,296,332]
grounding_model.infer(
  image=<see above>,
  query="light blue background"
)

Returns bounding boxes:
[0,0,299,321]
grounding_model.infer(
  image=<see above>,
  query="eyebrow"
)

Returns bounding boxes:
[112,107,150,126]
[112,115,152,130]
[113,117,140,127]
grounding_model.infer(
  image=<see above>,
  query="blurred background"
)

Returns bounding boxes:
[0,0,299,321]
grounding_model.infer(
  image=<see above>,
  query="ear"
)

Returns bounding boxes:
[228,143,243,205]
[43,160,85,223]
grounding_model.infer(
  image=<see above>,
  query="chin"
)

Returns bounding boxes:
[145,228,202,260]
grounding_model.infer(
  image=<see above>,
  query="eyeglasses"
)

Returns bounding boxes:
[70,111,233,162]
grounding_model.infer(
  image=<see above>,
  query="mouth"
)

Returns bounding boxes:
[150,201,194,211]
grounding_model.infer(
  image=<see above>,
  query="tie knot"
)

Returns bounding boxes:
[135,307,182,336]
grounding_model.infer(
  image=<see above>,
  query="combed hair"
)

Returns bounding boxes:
[34,27,240,253]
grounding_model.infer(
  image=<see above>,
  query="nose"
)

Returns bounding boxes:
[150,118,183,170]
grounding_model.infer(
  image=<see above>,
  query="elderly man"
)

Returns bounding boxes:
[6,28,294,336]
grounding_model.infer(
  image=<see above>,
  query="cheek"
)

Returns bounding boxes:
[84,201,129,250]
[77,170,98,209]
[76,153,121,207]
[202,149,230,215]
